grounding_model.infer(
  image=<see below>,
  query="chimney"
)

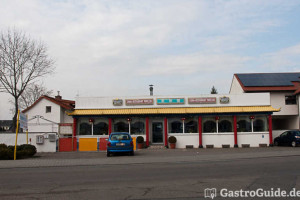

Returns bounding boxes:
[149,85,154,96]
[55,91,62,100]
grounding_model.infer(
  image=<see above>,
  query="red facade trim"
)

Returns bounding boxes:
[198,116,203,148]
[233,115,238,148]
[268,115,273,146]
[59,123,73,126]
[108,118,112,135]
[164,117,168,147]
[146,117,149,147]
[23,95,75,113]
[72,118,77,151]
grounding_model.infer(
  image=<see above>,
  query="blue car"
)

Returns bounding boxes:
[274,130,300,147]
[107,132,134,157]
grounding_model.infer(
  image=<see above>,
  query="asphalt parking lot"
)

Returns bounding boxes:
[1,147,300,199]
[1,146,300,169]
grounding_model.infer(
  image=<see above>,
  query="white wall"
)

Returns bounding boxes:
[237,133,269,147]
[229,75,244,94]
[169,132,270,148]
[75,93,271,109]
[62,108,74,123]
[172,134,199,148]
[271,92,299,116]
[0,133,57,152]
[203,133,235,148]
[25,98,61,132]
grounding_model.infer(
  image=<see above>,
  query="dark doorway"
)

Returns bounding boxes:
[152,122,163,143]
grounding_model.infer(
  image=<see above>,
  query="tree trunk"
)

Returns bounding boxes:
[11,97,19,132]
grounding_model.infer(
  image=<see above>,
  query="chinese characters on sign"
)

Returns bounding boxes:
[188,97,216,104]
[125,99,154,105]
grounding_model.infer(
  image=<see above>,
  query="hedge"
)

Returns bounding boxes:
[0,143,37,160]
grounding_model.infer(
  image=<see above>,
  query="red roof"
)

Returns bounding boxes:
[23,95,75,113]
[235,74,300,95]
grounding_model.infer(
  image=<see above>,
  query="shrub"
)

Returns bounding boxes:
[0,143,7,149]
[0,144,37,160]
[136,136,144,144]
[0,148,10,160]
[168,136,177,144]
[19,144,37,157]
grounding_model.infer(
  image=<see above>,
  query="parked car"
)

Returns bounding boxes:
[274,130,300,147]
[107,132,134,157]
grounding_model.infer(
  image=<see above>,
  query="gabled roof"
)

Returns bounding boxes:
[23,95,75,113]
[235,72,300,94]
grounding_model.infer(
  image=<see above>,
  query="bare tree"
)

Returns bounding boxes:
[0,29,55,131]
[9,82,53,111]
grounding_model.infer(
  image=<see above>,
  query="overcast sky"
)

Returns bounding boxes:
[1,0,300,120]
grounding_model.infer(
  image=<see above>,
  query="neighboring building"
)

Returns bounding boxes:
[230,72,300,131]
[23,93,75,134]
[0,120,12,132]
[68,93,279,149]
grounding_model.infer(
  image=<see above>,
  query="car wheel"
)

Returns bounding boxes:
[130,150,134,156]
[107,152,111,157]
[274,141,279,146]
[291,141,297,147]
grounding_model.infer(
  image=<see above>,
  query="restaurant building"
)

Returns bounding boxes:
[68,93,279,149]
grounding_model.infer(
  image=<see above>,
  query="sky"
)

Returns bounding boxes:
[0,0,300,120]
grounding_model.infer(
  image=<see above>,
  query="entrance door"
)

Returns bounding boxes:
[152,122,163,143]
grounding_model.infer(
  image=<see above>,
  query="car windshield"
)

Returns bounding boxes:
[294,131,300,136]
[110,134,130,141]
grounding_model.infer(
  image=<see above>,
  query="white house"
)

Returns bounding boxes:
[230,72,300,132]
[23,93,75,134]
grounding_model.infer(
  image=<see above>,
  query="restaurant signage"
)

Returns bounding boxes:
[157,98,185,105]
[188,97,216,104]
[220,96,230,104]
[113,99,123,106]
[125,99,154,105]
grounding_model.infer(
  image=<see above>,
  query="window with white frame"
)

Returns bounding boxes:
[237,116,252,132]
[218,119,233,132]
[79,122,91,135]
[285,95,297,105]
[93,122,108,135]
[131,121,145,135]
[114,121,129,132]
[46,106,51,113]
[203,116,233,133]
[203,117,217,133]
[253,117,267,132]
[237,115,268,133]
[170,121,183,133]
[168,118,198,134]
[185,120,198,133]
